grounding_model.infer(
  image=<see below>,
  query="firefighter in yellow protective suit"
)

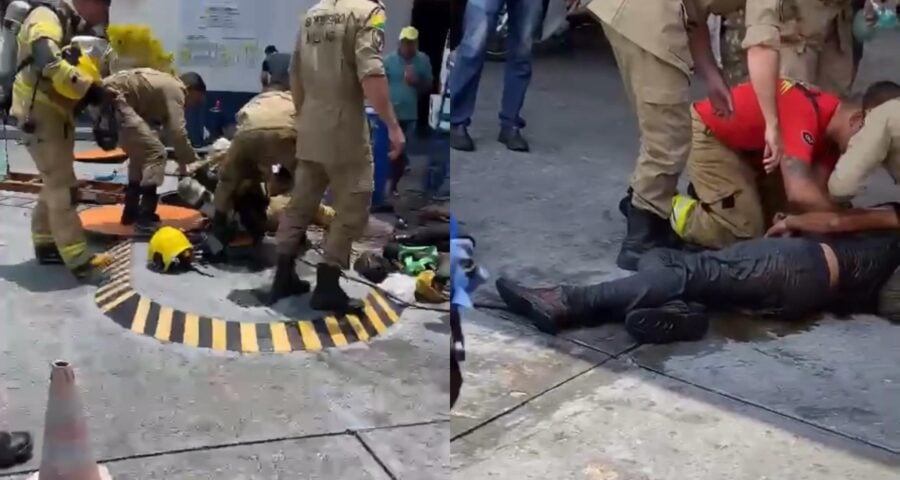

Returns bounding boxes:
[9,0,114,281]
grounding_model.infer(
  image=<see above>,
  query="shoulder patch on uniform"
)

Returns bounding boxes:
[802,131,815,146]
[367,10,385,30]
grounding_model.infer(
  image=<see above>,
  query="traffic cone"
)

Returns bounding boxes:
[28,361,112,480]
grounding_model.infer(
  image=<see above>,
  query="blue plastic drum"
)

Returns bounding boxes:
[367,106,390,208]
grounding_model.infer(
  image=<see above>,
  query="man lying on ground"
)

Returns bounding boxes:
[829,81,900,201]
[497,206,900,344]
[668,79,864,250]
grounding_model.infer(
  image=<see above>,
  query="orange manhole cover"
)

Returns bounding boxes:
[75,147,127,164]
[80,204,204,238]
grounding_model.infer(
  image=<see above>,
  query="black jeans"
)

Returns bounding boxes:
[412,0,452,128]
[567,238,831,323]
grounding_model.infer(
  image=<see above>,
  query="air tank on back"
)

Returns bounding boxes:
[0,1,34,110]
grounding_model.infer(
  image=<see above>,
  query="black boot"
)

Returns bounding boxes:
[616,206,671,271]
[268,255,311,305]
[135,186,161,234]
[449,125,475,152]
[498,127,530,152]
[34,244,63,265]
[0,431,32,469]
[310,263,363,313]
[618,188,633,218]
[625,301,709,344]
[496,277,572,334]
[120,182,141,226]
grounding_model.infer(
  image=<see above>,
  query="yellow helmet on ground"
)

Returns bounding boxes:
[147,226,194,273]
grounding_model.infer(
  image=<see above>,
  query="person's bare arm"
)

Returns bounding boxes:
[744,1,784,168]
[771,208,900,235]
[361,75,398,128]
[781,156,838,212]
[687,6,733,116]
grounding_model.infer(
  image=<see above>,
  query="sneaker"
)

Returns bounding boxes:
[495,277,570,334]
[498,128,530,152]
[624,302,709,344]
[449,125,475,152]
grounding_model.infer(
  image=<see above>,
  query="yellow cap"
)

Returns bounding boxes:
[399,26,419,41]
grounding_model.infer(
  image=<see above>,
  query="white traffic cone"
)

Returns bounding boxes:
[28,361,112,480]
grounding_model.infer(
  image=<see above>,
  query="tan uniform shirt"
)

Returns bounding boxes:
[235,90,296,132]
[780,0,851,51]
[291,0,386,164]
[828,100,900,200]
[103,68,199,166]
[588,0,759,76]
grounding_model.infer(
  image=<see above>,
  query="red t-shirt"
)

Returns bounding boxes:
[694,80,841,172]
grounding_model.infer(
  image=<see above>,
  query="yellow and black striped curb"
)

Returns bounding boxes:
[94,242,404,353]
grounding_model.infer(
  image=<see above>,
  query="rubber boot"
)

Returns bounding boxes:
[495,277,572,334]
[34,244,63,265]
[134,186,161,234]
[71,253,114,286]
[310,263,364,313]
[0,431,32,469]
[120,182,141,226]
[625,301,709,344]
[616,206,671,271]
[268,255,311,305]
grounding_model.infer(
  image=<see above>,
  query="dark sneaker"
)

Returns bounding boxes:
[498,128,530,152]
[617,206,672,271]
[0,431,32,469]
[449,125,475,152]
[625,302,709,344]
[495,277,569,334]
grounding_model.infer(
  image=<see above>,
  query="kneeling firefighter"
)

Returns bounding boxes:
[206,54,296,259]
[0,0,114,281]
[100,68,207,233]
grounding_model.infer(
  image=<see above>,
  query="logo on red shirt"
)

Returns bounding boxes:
[802,131,815,146]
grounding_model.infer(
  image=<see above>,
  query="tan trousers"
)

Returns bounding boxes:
[213,128,296,213]
[275,158,373,268]
[24,103,90,268]
[117,101,168,187]
[602,23,692,219]
[681,110,787,249]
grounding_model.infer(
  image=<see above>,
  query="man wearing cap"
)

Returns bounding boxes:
[385,26,433,194]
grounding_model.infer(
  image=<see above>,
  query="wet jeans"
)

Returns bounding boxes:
[449,0,543,129]
[567,238,832,323]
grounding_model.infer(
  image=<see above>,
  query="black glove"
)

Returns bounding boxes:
[82,83,107,107]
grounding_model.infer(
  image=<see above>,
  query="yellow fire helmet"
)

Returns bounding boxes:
[147,226,194,273]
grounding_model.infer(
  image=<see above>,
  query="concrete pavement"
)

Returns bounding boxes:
[450,29,900,479]
[0,136,449,477]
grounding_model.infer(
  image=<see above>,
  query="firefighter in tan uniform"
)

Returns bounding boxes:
[829,82,900,201]
[588,0,784,270]
[102,68,206,231]
[271,0,405,311]
[208,61,297,253]
[9,0,113,281]
[721,1,855,94]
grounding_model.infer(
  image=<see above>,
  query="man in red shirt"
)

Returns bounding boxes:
[669,79,865,249]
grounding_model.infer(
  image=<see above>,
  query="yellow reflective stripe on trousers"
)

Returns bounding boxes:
[32,233,54,245]
[670,194,698,238]
[59,242,90,266]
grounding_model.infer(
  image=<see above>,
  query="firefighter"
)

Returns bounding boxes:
[101,68,206,232]
[5,0,114,281]
[271,0,405,310]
